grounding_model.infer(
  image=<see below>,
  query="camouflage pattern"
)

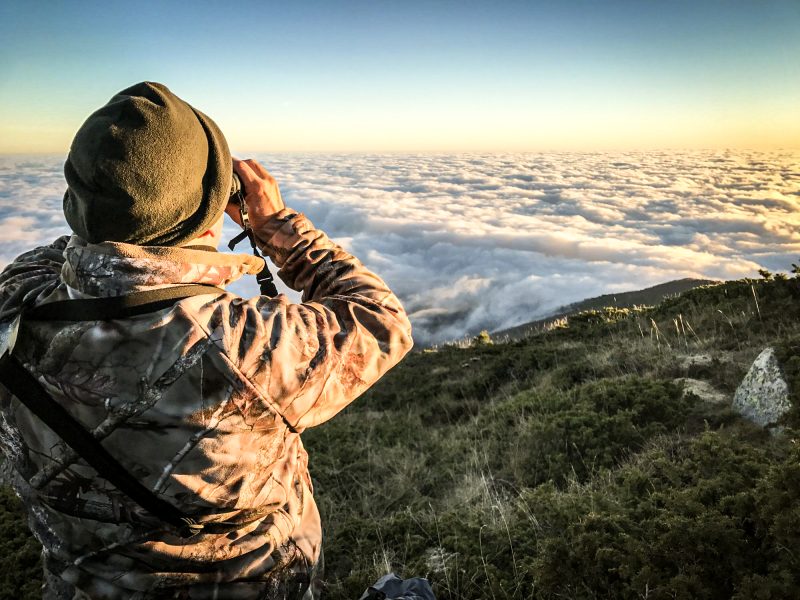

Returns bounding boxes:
[0,208,413,599]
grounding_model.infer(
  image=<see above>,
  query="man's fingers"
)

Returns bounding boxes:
[224,203,243,229]
[244,158,274,182]
[233,158,259,186]
[230,157,285,226]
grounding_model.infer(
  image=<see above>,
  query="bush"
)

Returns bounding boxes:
[530,432,798,600]
[483,377,693,487]
[774,335,800,429]
[0,487,41,599]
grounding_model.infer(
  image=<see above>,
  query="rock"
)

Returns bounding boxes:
[678,378,729,404]
[732,348,791,428]
[681,354,714,371]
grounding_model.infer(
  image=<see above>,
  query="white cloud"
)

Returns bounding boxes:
[0,150,797,345]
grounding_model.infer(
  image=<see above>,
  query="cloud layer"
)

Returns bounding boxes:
[1,151,798,345]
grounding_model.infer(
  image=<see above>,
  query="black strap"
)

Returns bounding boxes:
[0,354,203,536]
[25,284,226,321]
[0,284,264,538]
[227,190,279,298]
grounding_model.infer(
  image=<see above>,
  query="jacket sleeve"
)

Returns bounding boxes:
[220,209,413,430]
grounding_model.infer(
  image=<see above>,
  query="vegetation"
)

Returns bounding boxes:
[0,274,798,598]
[494,277,715,341]
[0,488,42,598]
[303,275,800,599]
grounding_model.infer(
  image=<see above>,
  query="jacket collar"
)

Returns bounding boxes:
[61,235,264,297]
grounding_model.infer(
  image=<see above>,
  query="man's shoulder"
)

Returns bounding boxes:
[0,236,70,282]
[0,236,71,320]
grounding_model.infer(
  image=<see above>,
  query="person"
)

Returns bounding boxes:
[0,82,413,599]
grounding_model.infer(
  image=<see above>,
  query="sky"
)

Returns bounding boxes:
[1,0,799,153]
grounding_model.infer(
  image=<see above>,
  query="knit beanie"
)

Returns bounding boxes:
[63,82,231,246]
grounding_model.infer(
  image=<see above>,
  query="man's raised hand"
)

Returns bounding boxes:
[226,158,286,229]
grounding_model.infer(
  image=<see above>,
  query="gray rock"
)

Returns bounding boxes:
[681,354,714,371]
[678,378,729,405]
[732,347,791,428]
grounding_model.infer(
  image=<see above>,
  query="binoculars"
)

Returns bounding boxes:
[230,172,245,204]
[226,171,279,297]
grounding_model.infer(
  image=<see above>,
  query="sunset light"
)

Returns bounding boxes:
[1,0,798,153]
[0,3,799,598]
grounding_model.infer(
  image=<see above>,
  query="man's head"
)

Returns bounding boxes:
[63,82,231,247]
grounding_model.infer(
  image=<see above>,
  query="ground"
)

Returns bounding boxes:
[1,276,799,599]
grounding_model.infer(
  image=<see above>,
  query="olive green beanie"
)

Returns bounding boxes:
[63,81,231,246]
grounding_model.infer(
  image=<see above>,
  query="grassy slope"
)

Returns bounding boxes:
[492,277,717,341]
[302,276,800,599]
[1,277,799,599]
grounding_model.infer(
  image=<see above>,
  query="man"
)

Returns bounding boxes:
[0,82,413,599]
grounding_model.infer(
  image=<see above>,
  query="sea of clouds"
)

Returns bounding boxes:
[0,151,798,345]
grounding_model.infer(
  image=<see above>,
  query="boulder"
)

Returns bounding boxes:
[732,347,791,428]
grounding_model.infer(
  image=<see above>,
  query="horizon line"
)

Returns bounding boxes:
[2,147,799,157]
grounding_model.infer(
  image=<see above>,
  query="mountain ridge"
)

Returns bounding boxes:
[492,277,718,341]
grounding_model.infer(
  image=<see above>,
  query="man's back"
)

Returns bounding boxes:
[0,83,412,598]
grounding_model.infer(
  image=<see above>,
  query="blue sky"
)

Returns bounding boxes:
[1,0,798,152]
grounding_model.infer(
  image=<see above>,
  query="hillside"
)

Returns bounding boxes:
[493,278,717,341]
[1,275,799,599]
[304,275,800,599]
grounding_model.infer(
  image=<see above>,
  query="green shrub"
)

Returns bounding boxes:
[314,429,798,600]
[774,335,800,429]
[0,487,42,599]
[530,432,798,600]
[472,330,494,347]
[483,377,693,487]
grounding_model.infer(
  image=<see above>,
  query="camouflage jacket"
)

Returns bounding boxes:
[0,208,413,599]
